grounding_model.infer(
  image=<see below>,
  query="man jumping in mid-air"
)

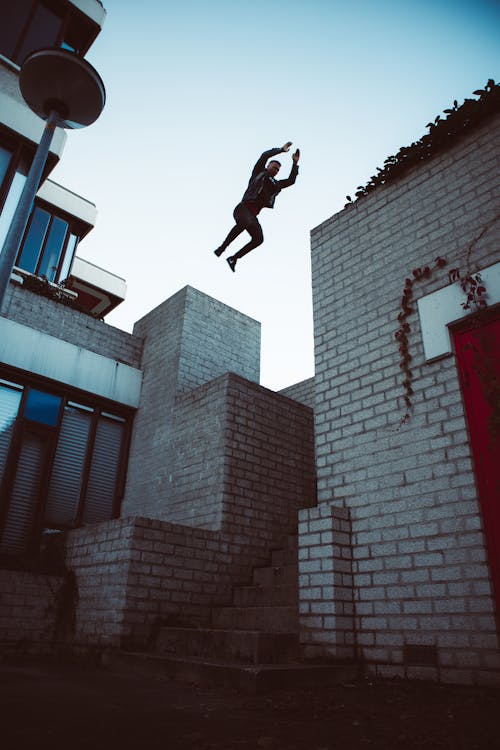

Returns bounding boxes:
[214,141,300,272]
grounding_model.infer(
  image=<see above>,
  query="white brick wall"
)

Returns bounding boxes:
[301,112,500,685]
[299,504,355,660]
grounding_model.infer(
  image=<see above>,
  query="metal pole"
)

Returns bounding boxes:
[0,110,58,312]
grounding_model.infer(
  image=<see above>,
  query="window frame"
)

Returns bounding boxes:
[0,366,133,562]
[15,198,82,283]
[2,0,99,66]
[0,137,25,215]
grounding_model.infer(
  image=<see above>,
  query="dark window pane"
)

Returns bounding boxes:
[0,172,26,249]
[0,431,46,554]
[83,415,124,524]
[17,207,50,273]
[0,381,23,483]
[24,389,61,426]
[44,404,92,527]
[0,0,33,61]
[38,215,68,281]
[0,146,13,190]
[58,233,78,281]
[16,2,62,64]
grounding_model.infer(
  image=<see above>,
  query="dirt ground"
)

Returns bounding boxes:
[0,662,498,749]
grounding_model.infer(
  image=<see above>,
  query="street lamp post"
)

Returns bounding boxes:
[0,48,106,311]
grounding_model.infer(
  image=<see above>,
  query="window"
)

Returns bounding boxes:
[15,2,61,65]
[44,402,92,527]
[0,146,12,188]
[58,233,78,280]
[24,388,62,426]
[0,172,27,254]
[0,139,28,251]
[0,379,131,556]
[16,204,79,283]
[83,413,126,524]
[0,0,33,62]
[0,0,99,66]
[0,380,23,481]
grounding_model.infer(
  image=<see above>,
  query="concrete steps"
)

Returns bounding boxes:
[156,627,298,664]
[211,605,298,632]
[104,533,359,692]
[252,563,297,587]
[103,650,360,694]
[233,583,296,607]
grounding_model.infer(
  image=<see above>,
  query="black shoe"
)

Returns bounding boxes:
[227,256,236,272]
[214,247,224,257]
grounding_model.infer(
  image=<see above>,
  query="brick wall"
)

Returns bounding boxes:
[124,286,262,524]
[0,569,64,648]
[222,375,316,540]
[176,286,260,393]
[301,113,500,684]
[299,504,355,660]
[64,519,133,648]
[64,516,270,650]
[280,376,316,409]
[120,276,317,540]
[143,376,228,529]
[2,283,143,367]
[123,369,316,541]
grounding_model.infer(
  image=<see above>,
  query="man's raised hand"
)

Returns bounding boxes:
[281,141,292,152]
[292,148,300,163]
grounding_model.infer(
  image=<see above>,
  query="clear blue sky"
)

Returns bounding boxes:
[52,0,500,390]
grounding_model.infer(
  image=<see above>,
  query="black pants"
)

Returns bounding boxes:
[219,202,264,259]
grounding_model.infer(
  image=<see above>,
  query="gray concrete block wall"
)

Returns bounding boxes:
[303,113,500,684]
[124,287,262,524]
[65,518,134,647]
[0,569,64,647]
[124,288,191,516]
[279,376,316,409]
[2,283,143,367]
[125,376,228,528]
[222,374,316,541]
[123,368,316,541]
[62,516,271,650]
[299,504,355,660]
[0,516,268,651]
[177,286,261,392]
[120,517,269,649]
[131,286,260,395]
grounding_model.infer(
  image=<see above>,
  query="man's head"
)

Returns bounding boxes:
[266,160,281,176]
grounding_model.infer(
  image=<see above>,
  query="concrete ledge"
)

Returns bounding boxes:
[0,317,142,407]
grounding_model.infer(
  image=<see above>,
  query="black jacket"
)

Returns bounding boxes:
[241,147,299,209]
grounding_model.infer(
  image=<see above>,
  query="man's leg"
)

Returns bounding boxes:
[214,204,247,256]
[232,221,263,259]
[227,211,263,271]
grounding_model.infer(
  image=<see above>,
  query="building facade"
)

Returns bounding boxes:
[299,92,500,684]
[0,2,499,687]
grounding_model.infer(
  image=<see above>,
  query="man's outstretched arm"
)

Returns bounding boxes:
[276,148,300,189]
[250,142,293,178]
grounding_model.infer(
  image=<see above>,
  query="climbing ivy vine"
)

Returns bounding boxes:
[395,256,447,425]
[395,212,500,425]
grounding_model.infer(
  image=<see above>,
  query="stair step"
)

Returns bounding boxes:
[156,627,298,664]
[233,584,297,608]
[270,547,297,567]
[275,533,298,552]
[103,650,360,694]
[211,605,298,632]
[252,564,297,587]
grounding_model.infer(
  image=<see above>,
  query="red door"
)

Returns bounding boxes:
[453,311,500,617]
